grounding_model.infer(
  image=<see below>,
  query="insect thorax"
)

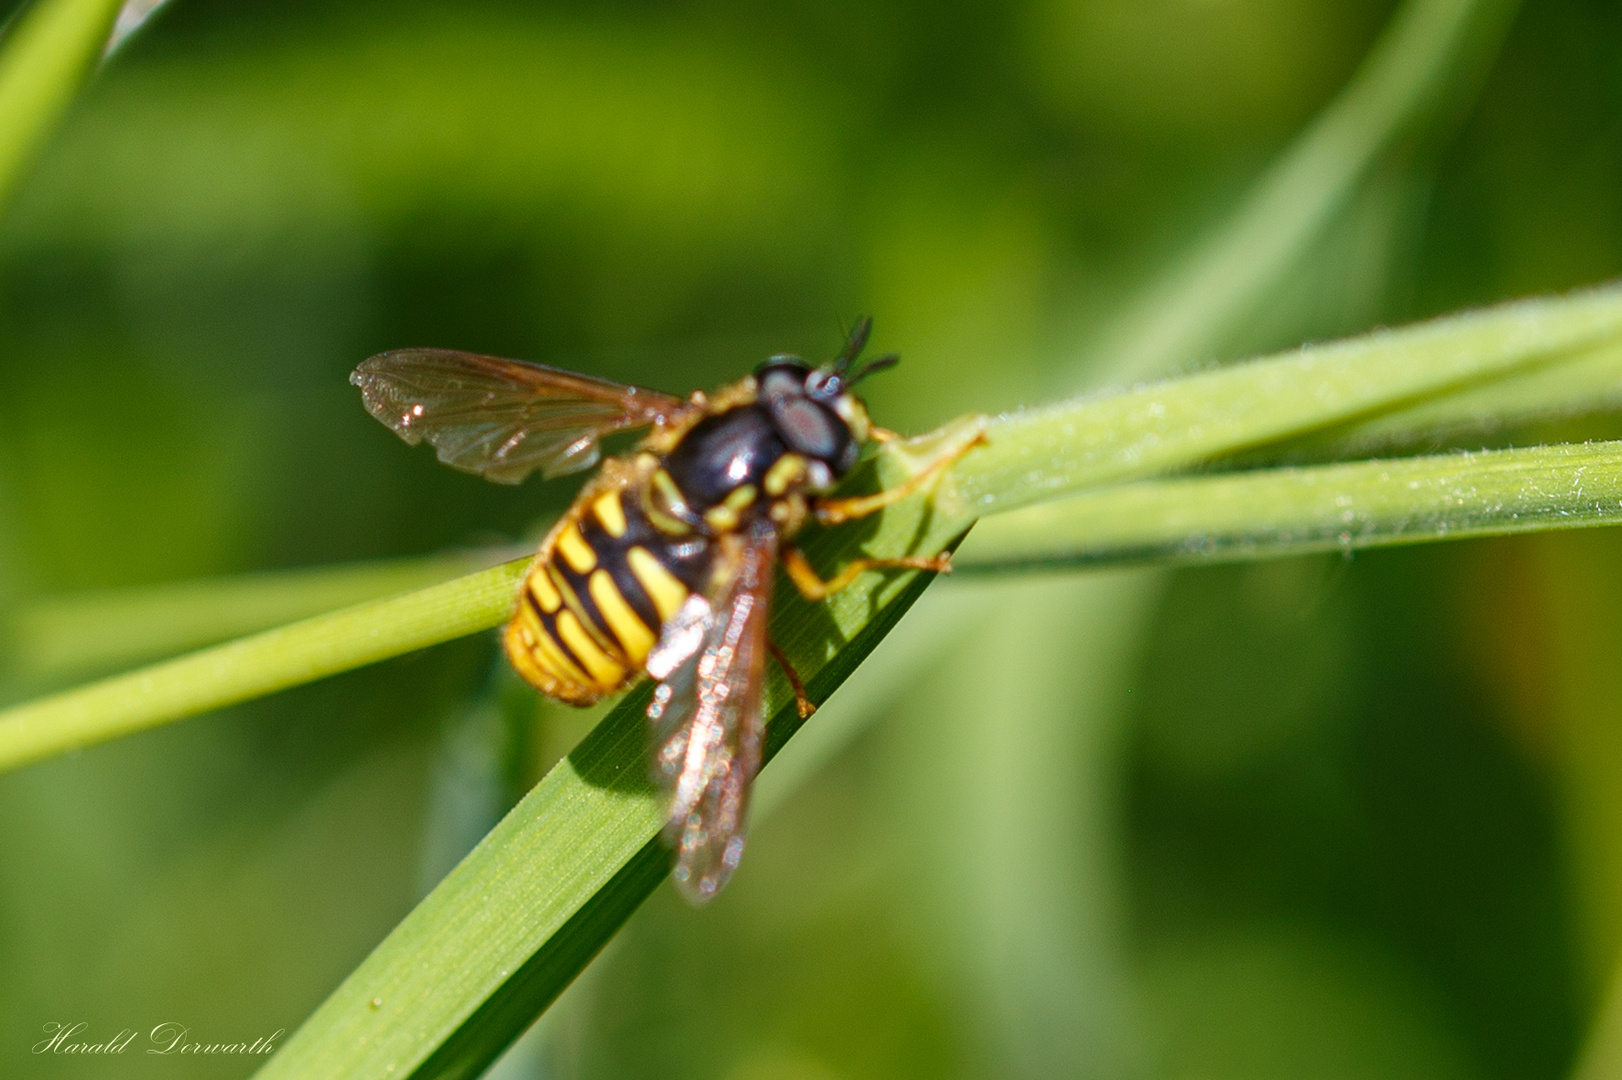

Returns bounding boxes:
[656,372,856,530]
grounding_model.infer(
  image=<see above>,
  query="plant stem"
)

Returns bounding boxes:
[0,0,123,208]
[5,284,1622,775]
[4,550,513,684]
[0,560,529,772]
[1082,0,1523,383]
[959,440,1622,571]
[252,547,943,1080]
[960,282,1622,516]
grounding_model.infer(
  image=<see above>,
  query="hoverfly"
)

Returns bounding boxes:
[351,319,978,902]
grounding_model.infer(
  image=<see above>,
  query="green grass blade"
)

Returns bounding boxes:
[253,538,953,1080]
[11,276,1610,1073]
[870,1,1522,1067]
[0,559,530,772]
[961,283,1622,516]
[1233,334,1622,464]
[0,282,1611,1069]
[872,2,1522,1071]
[5,284,1622,774]
[861,1,1522,1064]
[1082,0,1522,384]
[959,440,1622,571]
[3,550,513,684]
[0,0,123,208]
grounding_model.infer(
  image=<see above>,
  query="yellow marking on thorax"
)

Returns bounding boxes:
[703,484,757,532]
[592,491,627,538]
[589,569,656,663]
[627,546,690,622]
[556,522,597,573]
[527,569,562,613]
[764,454,806,496]
[555,610,627,687]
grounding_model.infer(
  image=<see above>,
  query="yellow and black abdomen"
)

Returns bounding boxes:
[505,479,713,704]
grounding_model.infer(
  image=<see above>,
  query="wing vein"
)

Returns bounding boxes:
[351,348,694,483]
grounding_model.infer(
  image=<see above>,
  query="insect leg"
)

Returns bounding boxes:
[813,430,988,525]
[766,639,816,719]
[781,546,952,603]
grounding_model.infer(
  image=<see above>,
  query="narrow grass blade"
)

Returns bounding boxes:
[881,572,1162,1079]
[6,284,1622,776]
[0,559,530,773]
[1234,333,1622,464]
[959,440,1622,571]
[1083,0,1522,383]
[962,283,1622,517]
[244,277,1622,1075]
[0,0,124,208]
[4,550,515,684]
[905,2,1523,1071]
[253,539,952,1080]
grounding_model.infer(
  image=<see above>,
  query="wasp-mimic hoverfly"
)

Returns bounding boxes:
[351,319,978,902]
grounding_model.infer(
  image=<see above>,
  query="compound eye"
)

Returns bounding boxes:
[773,397,840,461]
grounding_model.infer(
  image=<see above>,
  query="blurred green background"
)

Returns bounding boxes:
[3,0,1622,1077]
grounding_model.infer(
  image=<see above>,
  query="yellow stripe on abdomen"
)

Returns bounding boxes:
[555,610,627,687]
[527,569,562,613]
[592,490,627,538]
[589,569,656,664]
[556,523,596,573]
[626,546,690,622]
[504,595,601,704]
[508,489,706,704]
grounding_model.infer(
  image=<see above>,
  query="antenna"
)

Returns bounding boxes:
[832,316,873,375]
[847,353,899,385]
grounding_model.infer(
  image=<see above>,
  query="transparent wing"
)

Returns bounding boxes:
[350,348,695,484]
[644,523,777,904]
